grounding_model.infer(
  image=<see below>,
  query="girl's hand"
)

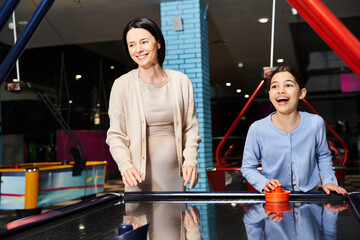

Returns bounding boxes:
[263,179,281,192]
[323,183,347,195]
[265,211,283,222]
[325,202,348,212]
[183,165,199,189]
[122,167,142,188]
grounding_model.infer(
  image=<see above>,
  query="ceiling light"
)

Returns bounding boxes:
[8,21,28,29]
[69,100,73,104]
[291,8,298,15]
[238,62,244,68]
[277,58,284,63]
[226,82,231,86]
[75,74,82,80]
[258,18,269,23]
[236,89,241,93]
[244,94,250,98]
[110,66,115,70]
[18,21,28,25]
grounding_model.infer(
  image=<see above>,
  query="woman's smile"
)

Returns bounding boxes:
[126,28,160,69]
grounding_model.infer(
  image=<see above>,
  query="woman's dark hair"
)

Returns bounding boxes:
[266,66,305,91]
[122,17,166,66]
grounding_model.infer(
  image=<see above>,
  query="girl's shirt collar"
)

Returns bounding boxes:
[268,111,304,134]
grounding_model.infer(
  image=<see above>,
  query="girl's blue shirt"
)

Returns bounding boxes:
[241,111,337,192]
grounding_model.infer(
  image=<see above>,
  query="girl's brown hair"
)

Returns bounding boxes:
[266,66,305,91]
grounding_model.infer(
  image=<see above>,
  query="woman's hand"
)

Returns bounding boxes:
[183,165,199,189]
[184,206,200,228]
[263,179,281,192]
[122,167,142,188]
[323,183,347,195]
[125,220,141,230]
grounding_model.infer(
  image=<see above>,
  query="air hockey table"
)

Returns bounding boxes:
[0,191,359,240]
[0,161,107,217]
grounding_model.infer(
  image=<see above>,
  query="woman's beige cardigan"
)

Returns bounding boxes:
[106,68,202,180]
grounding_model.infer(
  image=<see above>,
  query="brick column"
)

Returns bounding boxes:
[160,0,212,192]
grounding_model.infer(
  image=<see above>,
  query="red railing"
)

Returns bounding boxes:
[215,80,265,168]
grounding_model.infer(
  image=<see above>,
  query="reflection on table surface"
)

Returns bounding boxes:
[123,203,201,240]
[1,192,360,240]
[118,200,356,240]
[244,201,349,240]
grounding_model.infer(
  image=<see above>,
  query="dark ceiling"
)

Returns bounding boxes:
[0,0,359,98]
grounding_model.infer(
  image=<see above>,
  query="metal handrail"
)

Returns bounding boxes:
[6,81,88,175]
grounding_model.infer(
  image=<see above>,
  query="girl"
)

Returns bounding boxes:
[241,66,347,195]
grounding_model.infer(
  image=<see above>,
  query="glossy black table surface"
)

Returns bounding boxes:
[1,191,359,240]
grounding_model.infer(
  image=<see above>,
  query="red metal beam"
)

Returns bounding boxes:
[287,0,360,77]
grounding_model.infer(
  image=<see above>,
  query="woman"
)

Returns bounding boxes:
[241,66,347,195]
[106,17,201,191]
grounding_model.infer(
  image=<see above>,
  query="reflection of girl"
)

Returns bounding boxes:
[106,18,201,191]
[241,66,347,194]
[244,203,339,240]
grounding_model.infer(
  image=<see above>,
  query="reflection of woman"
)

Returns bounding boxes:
[124,203,201,240]
[106,18,201,191]
[243,202,340,240]
[184,206,201,240]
